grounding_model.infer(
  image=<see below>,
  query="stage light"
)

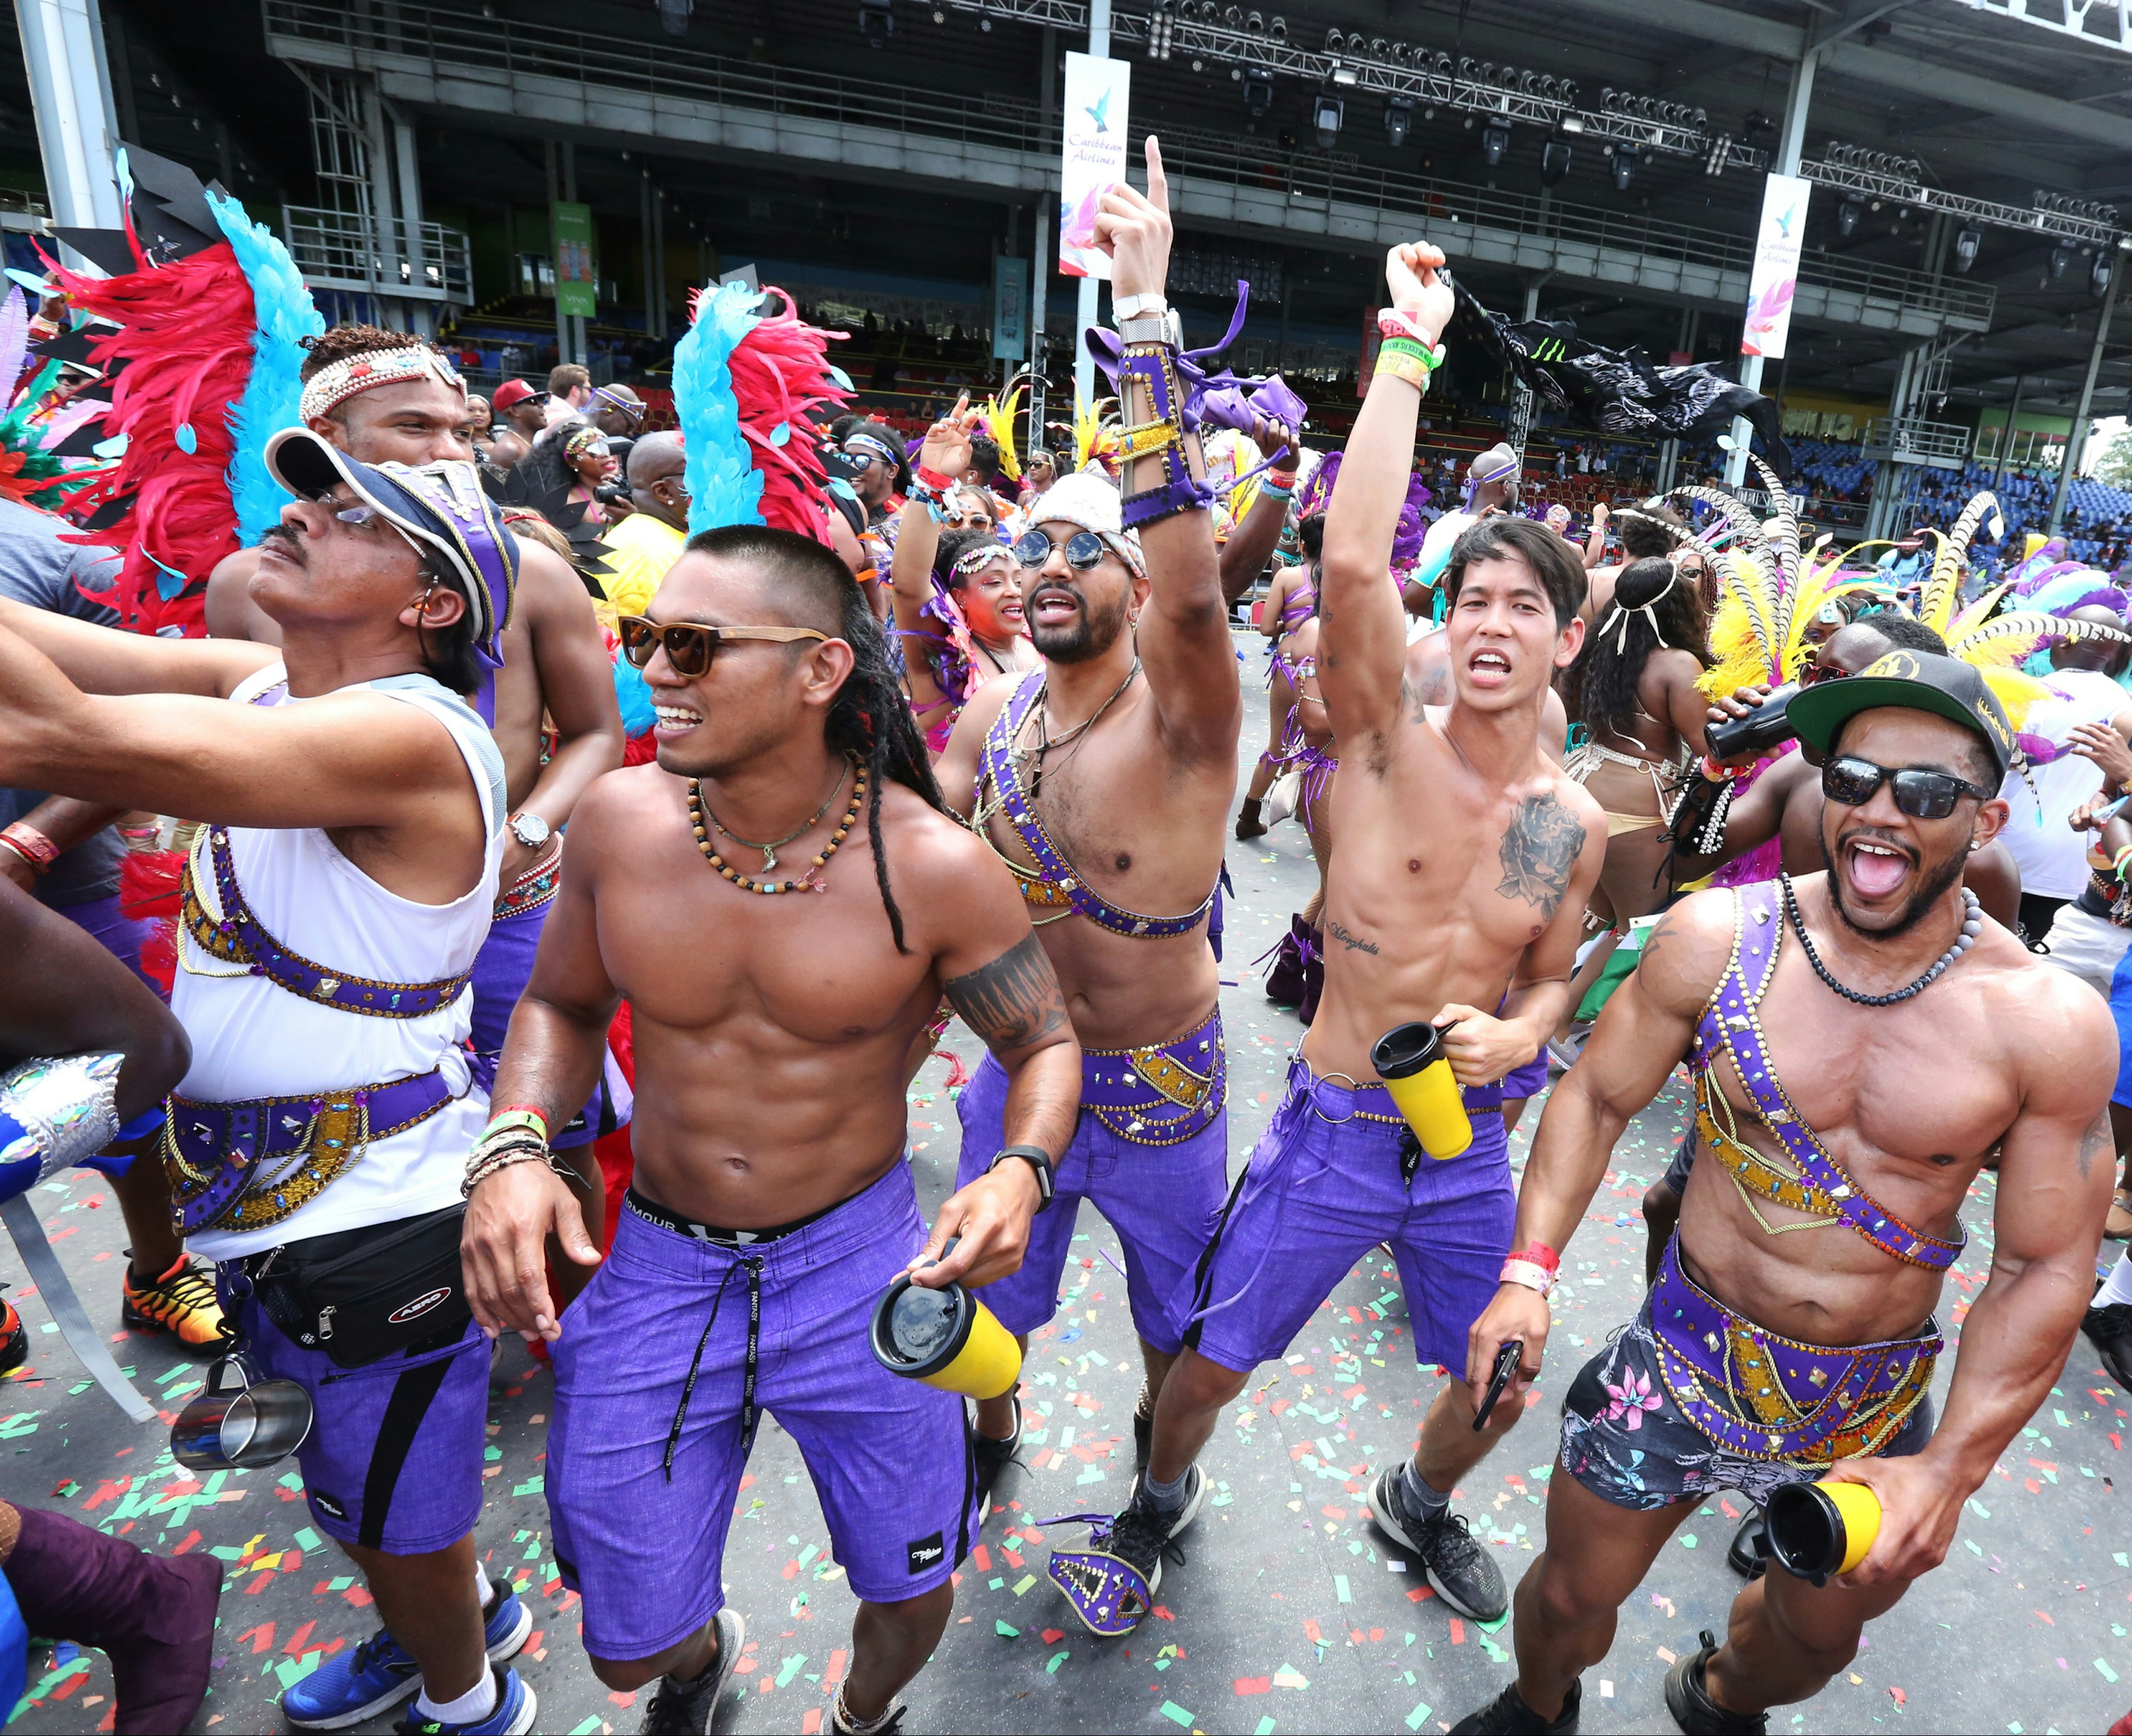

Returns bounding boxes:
[1313,94,1344,150]
[1269,17,1287,43]
[1611,144,1637,192]
[1481,122,1511,166]
[1541,139,1571,187]
[1952,227,1981,273]
[1245,68,1275,119]
[1385,96,1415,148]
[1838,199,1862,239]
[859,0,893,48]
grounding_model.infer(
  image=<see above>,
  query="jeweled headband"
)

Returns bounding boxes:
[298,345,465,425]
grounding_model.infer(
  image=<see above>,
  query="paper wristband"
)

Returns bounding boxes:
[1500,1258,1555,1295]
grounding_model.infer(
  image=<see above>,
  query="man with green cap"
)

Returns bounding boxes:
[1455,650,2118,1736]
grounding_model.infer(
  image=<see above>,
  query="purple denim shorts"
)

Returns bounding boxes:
[1500,1052,1548,1101]
[230,1291,486,1554]
[468,893,629,1149]
[953,1048,1229,1356]
[1181,1060,1514,1375]
[547,1163,977,1663]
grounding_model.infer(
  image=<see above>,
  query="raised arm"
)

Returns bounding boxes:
[511,539,626,837]
[888,402,976,723]
[1093,137,1241,764]
[1463,890,1732,1396]
[1582,502,1609,571]
[461,792,625,1341]
[1830,972,2115,1589]
[1218,426,1298,610]
[1320,242,1455,743]
[0,596,275,699]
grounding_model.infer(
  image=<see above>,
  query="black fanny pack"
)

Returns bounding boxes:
[248,1205,472,1370]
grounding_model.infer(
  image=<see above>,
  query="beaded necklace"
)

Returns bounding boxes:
[1781,874,1981,1008]
[687,758,866,895]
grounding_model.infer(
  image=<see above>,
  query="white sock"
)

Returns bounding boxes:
[476,1562,495,1609]
[415,1667,497,1727]
[2101,1248,2132,1309]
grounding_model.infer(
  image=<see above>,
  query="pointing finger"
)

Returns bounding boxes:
[1145,134,1169,209]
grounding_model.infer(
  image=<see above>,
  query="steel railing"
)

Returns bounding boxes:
[261,0,1993,333]
[281,205,473,303]
[1862,416,1973,467]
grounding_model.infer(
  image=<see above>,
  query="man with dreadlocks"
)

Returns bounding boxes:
[931,139,1245,1537]
[461,525,1079,1736]
[202,324,628,1280]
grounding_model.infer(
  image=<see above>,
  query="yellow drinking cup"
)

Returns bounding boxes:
[1372,1021,1472,1160]
[868,1240,1022,1401]
[1765,1479,1882,1583]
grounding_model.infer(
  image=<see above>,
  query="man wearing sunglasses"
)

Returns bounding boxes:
[930,139,1245,1602]
[0,432,544,1736]
[460,524,1077,1736]
[1459,651,2115,1736]
[199,325,627,1326]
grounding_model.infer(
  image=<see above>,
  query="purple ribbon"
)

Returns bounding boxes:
[1085,280,1259,437]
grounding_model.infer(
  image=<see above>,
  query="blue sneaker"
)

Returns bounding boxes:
[283,1577,534,1729]
[394,1664,537,1735]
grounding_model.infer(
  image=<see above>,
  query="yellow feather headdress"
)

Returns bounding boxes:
[1072,395,1119,474]
[977,384,1024,484]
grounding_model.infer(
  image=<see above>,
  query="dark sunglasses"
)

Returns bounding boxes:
[1013,527,1107,571]
[1822,754,1994,822]
[1801,660,1849,687]
[617,615,829,678]
[842,449,887,471]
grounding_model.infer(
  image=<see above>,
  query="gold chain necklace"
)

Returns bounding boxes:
[687,758,865,895]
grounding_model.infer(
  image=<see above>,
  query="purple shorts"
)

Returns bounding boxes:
[229,1290,486,1554]
[59,892,157,994]
[547,1163,977,1663]
[1181,1060,1514,1375]
[953,1036,1229,1356]
[469,886,629,1149]
[1500,1054,1547,1101]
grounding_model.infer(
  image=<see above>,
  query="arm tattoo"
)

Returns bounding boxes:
[945,932,1070,1053]
[1401,667,1448,723]
[2078,1108,2111,1181]
[1636,915,1677,986]
[1496,793,1586,923]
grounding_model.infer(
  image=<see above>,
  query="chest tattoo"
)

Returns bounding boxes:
[1496,792,1584,922]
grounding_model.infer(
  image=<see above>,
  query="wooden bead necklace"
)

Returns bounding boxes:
[687,757,865,894]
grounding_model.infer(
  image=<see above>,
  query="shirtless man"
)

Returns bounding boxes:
[933,140,1243,1513]
[203,325,626,1275]
[460,525,1079,1736]
[1454,652,2114,1735]
[1052,239,1605,1638]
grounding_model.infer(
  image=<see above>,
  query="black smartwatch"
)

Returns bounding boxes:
[988,1144,1056,1212]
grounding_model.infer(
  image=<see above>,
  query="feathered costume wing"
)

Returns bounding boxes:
[1918,490,2005,638]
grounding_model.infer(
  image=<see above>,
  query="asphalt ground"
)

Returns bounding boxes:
[6,629,2129,1735]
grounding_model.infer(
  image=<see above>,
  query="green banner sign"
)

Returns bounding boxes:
[554,202,596,318]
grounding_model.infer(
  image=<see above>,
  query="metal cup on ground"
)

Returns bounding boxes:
[170,1353,314,1471]
[1764,1479,1882,1585]
[868,1237,1022,1401]
[1372,1021,1474,1160]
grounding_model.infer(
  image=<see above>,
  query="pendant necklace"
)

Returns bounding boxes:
[688,758,865,895]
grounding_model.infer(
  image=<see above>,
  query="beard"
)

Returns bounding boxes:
[1819,827,1970,941]
[1027,584,1130,663]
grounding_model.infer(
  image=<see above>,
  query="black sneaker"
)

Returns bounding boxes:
[1450,1680,1582,1734]
[641,1608,745,1735]
[830,1690,907,1735]
[1725,1510,1767,1580]
[1045,1466,1205,1637]
[1366,1463,1507,1621]
[1133,1407,1154,1476]
[2084,1302,2132,1389]
[1663,1631,1768,1735]
[974,1396,1020,1522]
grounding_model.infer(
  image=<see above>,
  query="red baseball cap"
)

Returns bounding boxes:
[492,379,545,413]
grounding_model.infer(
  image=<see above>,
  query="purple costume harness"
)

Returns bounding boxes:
[1650,879,1950,1462]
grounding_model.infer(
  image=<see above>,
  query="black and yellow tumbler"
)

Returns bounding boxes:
[869,1239,1022,1402]
[1372,1021,1474,1160]
[1764,1480,1882,1585]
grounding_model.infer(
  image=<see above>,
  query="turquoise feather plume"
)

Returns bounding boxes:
[674,281,765,535]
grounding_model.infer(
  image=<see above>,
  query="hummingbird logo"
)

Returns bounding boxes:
[1086,88,1113,132]
[1774,203,1798,238]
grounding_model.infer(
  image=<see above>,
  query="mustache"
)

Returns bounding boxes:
[257,524,306,568]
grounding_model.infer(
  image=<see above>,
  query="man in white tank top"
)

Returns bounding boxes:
[0,432,538,1736]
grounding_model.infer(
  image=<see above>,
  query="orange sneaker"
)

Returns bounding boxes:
[121,1255,231,1350]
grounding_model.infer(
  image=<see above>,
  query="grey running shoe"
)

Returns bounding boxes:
[641,1608,745,1735]
[1045,1466,1206,1637]
[1366,1463,1507,1621]
[1451,1680,1582,1734]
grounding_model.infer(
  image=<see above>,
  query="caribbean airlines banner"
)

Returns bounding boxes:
[1741,173,1811,360]
[1058,52,1130,280]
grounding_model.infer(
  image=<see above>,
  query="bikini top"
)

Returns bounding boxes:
[1686,879,1963,1271]
[976,671,1216,939]
[1279,579,1316,627]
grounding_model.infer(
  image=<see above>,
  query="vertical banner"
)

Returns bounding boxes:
[1741,173,1811,360]
[1058,52,1130,281]
[993,255,1030,361]
[1357,307,1382,400]
[553,201,597,318]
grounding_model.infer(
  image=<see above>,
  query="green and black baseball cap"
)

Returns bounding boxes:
[1787,648,2015,783]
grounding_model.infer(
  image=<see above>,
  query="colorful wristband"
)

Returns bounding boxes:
[1500,1258,1555,1296]
[1513,1240,1561,1275]
[914,464,955,492]
[0,823,58,874]
[484,1106,550,1142]
[1379,306,1446,346]
[2113,845,2132,882]
[1372,349,1436,394]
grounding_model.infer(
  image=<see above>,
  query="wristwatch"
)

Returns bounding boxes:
[1119,308,1184,349]
[508,812,552,851]
[1113,292,1169,320]
[988,1144,1056,1212]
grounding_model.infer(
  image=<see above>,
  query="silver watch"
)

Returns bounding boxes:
[1119,308,1184,349]
[1113,292,1169,321]
[508,812,551,850]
